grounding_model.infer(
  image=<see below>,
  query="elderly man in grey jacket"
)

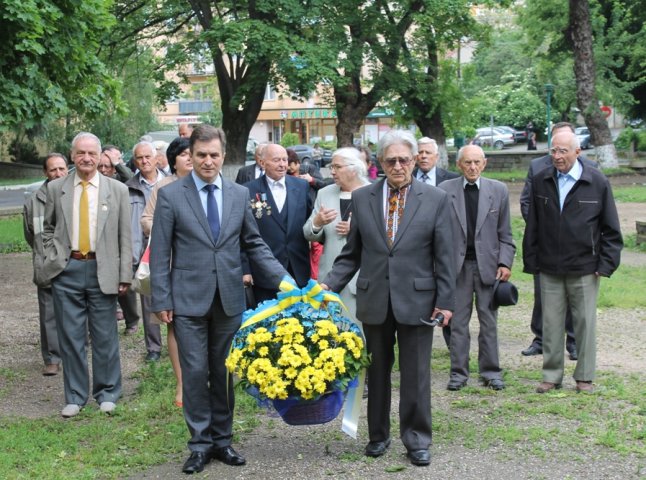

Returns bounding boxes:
[23,153,69,376]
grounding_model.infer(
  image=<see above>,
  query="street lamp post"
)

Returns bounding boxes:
[545,84,554,148]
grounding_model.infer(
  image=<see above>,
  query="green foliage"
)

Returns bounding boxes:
[0,0,118,130]
[280,133,299,147]
[9,137,39,165]
[0,216,30,253]
[612,185,646,203]
[615,129,646,152]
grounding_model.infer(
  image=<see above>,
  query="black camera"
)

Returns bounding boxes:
[421,312,444,327]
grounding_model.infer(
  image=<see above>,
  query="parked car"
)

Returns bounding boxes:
[575,127,592,149]
[289,144,315,164]
[496,126,527,143]
[473,127,515,149]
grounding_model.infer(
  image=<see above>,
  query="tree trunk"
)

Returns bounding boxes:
[568,0,617,167]
[334,78,378,147]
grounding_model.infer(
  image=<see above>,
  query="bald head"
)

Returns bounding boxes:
[262,144,288,181]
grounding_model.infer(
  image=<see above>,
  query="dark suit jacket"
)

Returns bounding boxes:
[235,164,259,185]
[439,177,515,285]
[413,166,459,186]
[41,174,132,294]
[295,164,334,202]
[323,178,456,325]
[150,174,287,318]
[243,175,313,288]
[520,154,598,220]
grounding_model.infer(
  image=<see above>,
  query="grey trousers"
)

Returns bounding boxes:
[51,258,122,405]
[37,286,61,365]
[118,288,140,329]
[140,294,161,354]
[173,292,240,453]
[540,273,599,384]
[449,259,502,382]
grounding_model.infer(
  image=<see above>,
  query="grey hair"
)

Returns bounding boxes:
[132,141,156,158]
[377,129,418,160]
[153,140,169,155]
[417,137,438,153]
[457,145,485,163]
[332,147,367,179]
[71,132,101,153]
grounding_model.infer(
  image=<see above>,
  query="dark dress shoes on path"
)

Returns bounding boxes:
[536,382,562,393]
[521,344,542,356]
[365,438,391,457]
[408,449,431,466]
[212,446,246,466]
[182,451,211,474]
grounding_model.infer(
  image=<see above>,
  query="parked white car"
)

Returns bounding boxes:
[473,127,515,150]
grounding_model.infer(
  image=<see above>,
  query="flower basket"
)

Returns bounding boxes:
[273,390,345,426]
[226,278,370,426]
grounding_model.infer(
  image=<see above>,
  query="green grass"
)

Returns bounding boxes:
[612,185,646,203]
[0,215,30,253]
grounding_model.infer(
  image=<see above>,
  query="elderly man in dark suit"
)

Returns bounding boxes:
[524,129,622,394]
[150,125,288,474]
[23,153,69,376]
[322,129,455,467]
[235,143,266,185]
[414,136,459,348]
[519,122,598,360]
[243,143,313,302]
[439,145,515,391]
[42,132,132,418]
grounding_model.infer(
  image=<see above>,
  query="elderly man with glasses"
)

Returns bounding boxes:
[322,130,455,467]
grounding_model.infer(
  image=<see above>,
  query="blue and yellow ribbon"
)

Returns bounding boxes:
[240,276,345,331]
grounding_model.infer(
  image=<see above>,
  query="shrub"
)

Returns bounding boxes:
[280,133,299,147]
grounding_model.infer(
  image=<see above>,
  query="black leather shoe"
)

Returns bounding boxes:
[568,347,578,361]
[484,378,505,390]
[145,351,161,362]
[521,344,542,356]
[447,379,467,391]
[365,438,391,457]
[182,451,211,474]
[407,449,431,466]
[212,446,246,466]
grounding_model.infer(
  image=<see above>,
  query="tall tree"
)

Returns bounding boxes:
[568,0,617,166]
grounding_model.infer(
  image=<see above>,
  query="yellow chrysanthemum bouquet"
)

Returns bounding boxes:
[226,278,370,425]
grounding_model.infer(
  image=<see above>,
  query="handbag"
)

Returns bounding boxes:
[131,239,151,296]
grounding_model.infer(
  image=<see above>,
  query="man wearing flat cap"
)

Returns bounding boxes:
[439,144,515,391]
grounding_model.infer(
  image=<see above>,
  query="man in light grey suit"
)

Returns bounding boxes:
[322,129,455,467]
[42,132,132,418]
[439,145,515,391]
[150,125,288,474]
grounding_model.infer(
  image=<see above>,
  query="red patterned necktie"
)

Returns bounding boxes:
[386,186,406,246]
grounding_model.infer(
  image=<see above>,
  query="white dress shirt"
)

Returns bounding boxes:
[267,176,287,213]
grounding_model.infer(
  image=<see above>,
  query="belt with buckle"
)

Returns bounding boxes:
[70,251,96,260]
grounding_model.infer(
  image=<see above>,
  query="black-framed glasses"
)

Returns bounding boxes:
[383,157,413,168]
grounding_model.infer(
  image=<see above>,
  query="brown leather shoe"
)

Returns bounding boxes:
[43,364,60,376]
[576,381,594,393]
[536,382,562,393]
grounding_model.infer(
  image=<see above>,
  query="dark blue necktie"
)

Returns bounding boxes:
[204,184,220,242]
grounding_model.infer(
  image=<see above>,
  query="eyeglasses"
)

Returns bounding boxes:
[550,147,570,156]
[329,164,346,171]
[383,157,413,168]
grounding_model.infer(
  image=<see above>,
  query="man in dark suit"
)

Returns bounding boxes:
[244,143,313,302]
[414,136,459,348]
[322,129,455,467]
[150,125,288,474]
[42,132,132,418]
[235,143,266,185]
[23,153,69,376]
[439,145,515,391]
[519,122,597,359]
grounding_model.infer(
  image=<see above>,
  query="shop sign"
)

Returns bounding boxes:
[290,109,337,119]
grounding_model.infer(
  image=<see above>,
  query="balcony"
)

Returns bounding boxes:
[179,100,213,114]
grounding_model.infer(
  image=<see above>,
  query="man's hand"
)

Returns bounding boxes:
[118,283,130,296]
[156,310,174,324]
[320,283,329,291]
[496,266,512,282]
[243,274,254,287]
[432,308,453,327]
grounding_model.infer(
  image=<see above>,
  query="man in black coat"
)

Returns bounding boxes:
[519,123,598,360]
[235,144,266,185]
